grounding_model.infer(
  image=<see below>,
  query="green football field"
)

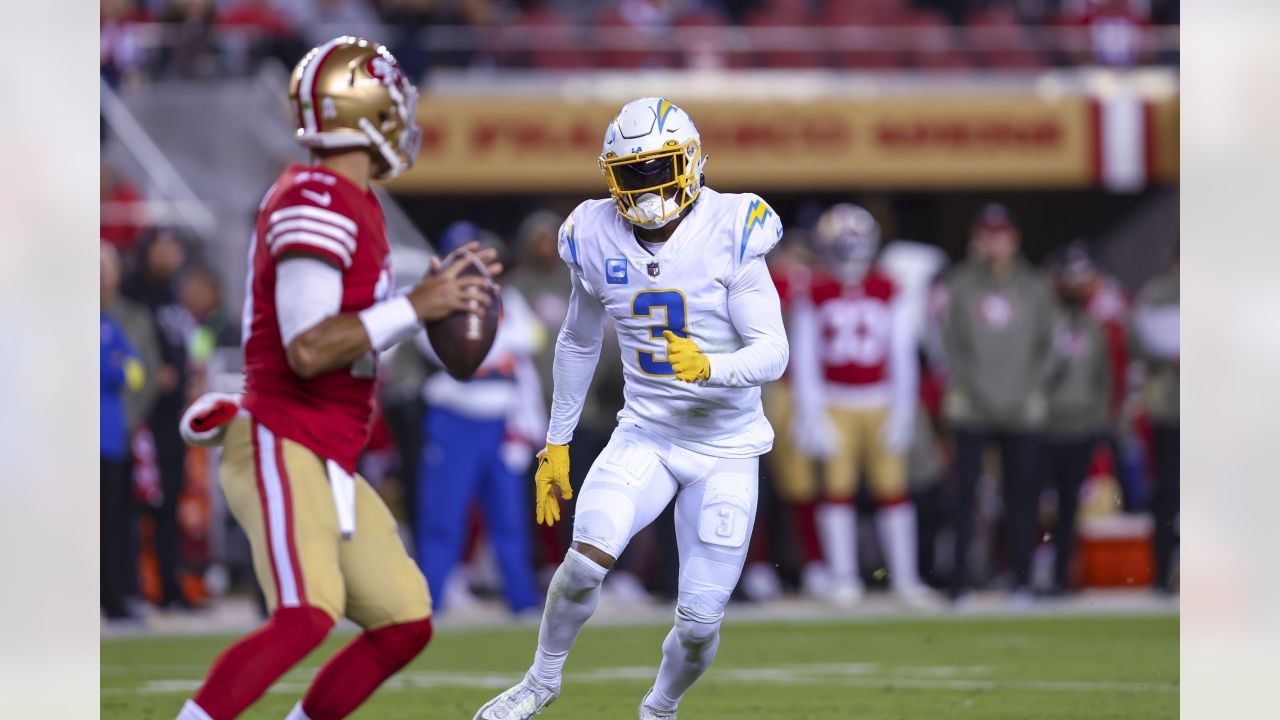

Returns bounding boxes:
[102,614,1178,719]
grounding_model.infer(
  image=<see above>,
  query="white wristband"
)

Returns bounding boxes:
[358,295,419,351]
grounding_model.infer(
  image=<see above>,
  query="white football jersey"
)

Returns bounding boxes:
[553,188,786,457]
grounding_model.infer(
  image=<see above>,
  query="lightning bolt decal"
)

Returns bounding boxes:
[740,198,773,262]
[656,99,676,132]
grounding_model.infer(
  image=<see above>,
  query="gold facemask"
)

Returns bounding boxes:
[599,139,703,226]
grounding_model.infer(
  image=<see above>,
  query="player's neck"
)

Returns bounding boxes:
[633,214,684,245]
[316,151,373,191]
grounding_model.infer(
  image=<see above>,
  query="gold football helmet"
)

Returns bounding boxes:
[288,37,421,180]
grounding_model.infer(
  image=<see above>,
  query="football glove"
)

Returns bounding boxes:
[535,443,573,527]
[180,392,241,447]
[879,409,913,454]
[793,411,839,459]
[662,330,710,383]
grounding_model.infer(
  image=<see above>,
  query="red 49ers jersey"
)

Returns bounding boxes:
[808,269,896,386]
[241,164,392,473]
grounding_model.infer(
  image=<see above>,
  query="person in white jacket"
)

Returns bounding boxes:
[414,223,548,615]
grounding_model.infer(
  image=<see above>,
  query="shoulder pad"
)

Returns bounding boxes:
[733,193,783,269]
[558,199,614,274]
[264,182,358,269]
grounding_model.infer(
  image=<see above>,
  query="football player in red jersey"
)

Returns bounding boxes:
[175,37,500,720]
[789,204,933,608]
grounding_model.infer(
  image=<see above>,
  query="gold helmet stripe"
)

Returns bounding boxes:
[297,37,350,135]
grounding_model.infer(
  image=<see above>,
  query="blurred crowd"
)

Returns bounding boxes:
[100,167,1179,619]
[100,193,237,619]
[101,0,1179,84]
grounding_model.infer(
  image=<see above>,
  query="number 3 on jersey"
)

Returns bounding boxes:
[632,289,687,376]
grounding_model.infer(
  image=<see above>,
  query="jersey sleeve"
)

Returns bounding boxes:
[556,202,587,279]
[730,193,784,274]
[263,184,359,270]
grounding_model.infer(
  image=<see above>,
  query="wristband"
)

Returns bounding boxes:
[358,295,419,351]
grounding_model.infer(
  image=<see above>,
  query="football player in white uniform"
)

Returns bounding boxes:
[474,98,788,720]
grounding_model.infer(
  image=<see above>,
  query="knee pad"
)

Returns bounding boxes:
[367,617,433,667]
[557,548,609,599]
[673,605,722,649]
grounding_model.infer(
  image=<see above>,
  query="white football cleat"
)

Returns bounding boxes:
[893,583,942,612]
[639,688,677,719]
[829,578,865,609]
[473,673,559,720]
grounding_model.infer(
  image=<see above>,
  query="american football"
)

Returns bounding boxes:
[427,251,500,380]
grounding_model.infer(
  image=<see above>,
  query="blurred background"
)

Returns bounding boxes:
[99,0,1179,629]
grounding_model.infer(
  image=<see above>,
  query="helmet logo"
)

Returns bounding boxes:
[366,56,402,86]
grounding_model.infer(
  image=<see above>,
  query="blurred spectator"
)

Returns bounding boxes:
[414,223,544,614]
[102,245,146,620]
[941,203,1055,602]
[180,265,239,354]
[103,242,164,438]
[124,229,197,608]
[154,0,224,78]
[789,204,932,608]
[101,0,146,87]
[217,0,308,71]
[1043,242,1112,594]
[101,165,147,254]
[508,210,566,395]
[379,0,444,79]
[292,0,386,49]
[1063,0,1151,68]
[1128,250,1179,593]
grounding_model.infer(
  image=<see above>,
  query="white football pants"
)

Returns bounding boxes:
[572,422,760,618]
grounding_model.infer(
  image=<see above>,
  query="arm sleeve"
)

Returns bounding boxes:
[940,278,970,387]
[101,326,128,392]
[887,294,919,424]
[788,293,823,414]
[1032,281,1061,388]
[705,258,790,388]
[276,257,344,346]
[545,270,608,445]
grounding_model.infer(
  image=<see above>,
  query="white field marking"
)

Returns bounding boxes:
[109,663,1177,696]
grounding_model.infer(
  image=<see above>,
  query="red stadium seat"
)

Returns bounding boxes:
[967,8,1049,70]
[820,2,903,70]
[904,9,970,70]
[595,9,675,70]
[516,8,594,70]
[743,7,826,69]
[672,9,746,70]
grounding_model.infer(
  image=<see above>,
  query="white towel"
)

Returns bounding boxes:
[325,460,357,539]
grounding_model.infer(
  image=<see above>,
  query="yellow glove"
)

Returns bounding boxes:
[662,330,710,383]
[535,443,573,526]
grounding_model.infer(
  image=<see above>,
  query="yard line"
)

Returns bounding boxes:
[111,662,1177,696]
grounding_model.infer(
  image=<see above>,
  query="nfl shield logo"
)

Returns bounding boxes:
[647,261,661,278]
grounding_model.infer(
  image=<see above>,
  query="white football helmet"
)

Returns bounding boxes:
[814,203,881,283]
[599,97,707,229]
